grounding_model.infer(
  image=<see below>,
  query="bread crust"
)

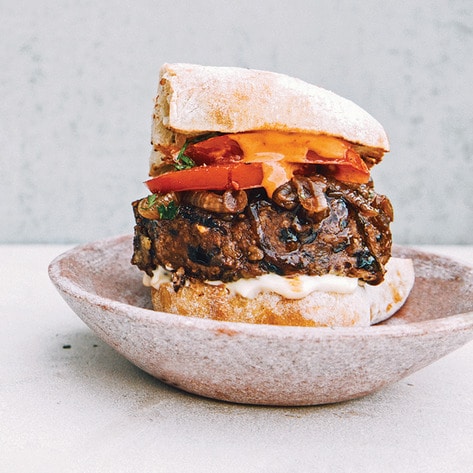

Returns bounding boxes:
[151,63,389,156]
[150,258,414,327]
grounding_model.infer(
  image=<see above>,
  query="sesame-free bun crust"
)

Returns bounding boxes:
[151,64,389,162]
[151,258,414,327]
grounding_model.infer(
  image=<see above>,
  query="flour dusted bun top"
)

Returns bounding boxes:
[151,63,389,169]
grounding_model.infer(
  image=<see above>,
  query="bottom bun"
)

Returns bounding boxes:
[151,258,415,327]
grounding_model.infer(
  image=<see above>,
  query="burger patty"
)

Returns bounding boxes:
[131,174,393,285]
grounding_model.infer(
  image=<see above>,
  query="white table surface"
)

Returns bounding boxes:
[1,243,473,473]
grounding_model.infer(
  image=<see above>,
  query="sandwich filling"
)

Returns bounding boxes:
[143,265,359,300]
[131,131,393,291]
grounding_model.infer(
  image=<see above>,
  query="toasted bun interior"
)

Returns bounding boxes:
[150,63,389,170]
[150,258,414,327]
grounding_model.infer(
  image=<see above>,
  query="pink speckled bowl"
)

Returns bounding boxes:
[48,235,473,406]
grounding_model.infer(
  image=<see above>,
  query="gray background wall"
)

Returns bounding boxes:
[1,0,472,244]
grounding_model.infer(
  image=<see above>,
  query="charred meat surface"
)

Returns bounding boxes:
[132,175,393,285]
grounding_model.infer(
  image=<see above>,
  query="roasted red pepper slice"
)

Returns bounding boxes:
[146,162,265,194]
[185,135,243,165]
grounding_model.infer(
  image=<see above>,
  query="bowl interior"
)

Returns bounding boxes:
[383,245,473,325]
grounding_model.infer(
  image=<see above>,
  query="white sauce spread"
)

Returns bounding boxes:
[143,266,359,300]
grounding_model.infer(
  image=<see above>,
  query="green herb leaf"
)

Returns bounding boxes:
[157,200,179,220]
[174,154,195,170]
[147,194,157,206]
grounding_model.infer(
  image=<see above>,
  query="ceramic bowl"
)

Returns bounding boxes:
[48,235,473,406]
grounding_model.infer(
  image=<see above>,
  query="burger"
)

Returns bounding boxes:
[131,63,414,327]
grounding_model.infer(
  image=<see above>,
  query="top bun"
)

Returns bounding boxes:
[151,63,389,168]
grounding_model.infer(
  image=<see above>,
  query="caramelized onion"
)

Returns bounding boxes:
[184,190,248,214]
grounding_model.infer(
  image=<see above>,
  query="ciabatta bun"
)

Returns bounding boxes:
[150,258,414,327]
[150,63,389,171]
